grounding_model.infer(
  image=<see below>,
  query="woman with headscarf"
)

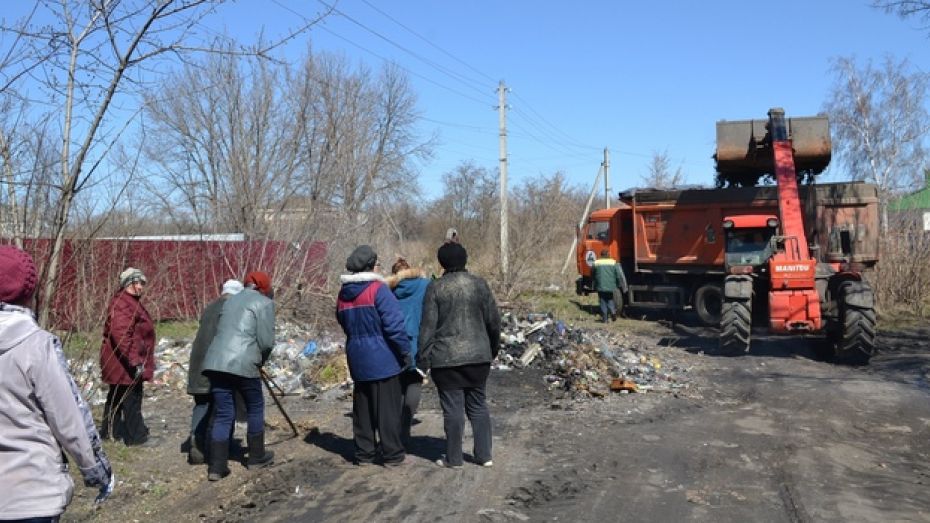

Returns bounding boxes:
[99,266,156,446]
[1,245,114,520]
[201,271,276,481]
[417,243,501,468]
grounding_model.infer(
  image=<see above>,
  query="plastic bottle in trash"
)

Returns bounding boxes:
[555,321,566,336]
[302,340,318,357]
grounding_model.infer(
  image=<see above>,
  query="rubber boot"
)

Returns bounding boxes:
[246,432,274,469]
[207,440,230,481]
[188,432,205,465]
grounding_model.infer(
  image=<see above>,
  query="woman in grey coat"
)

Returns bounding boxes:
[417,243,501,468]
[201,271,276,481]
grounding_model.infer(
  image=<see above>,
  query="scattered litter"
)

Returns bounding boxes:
[495,312,690,398]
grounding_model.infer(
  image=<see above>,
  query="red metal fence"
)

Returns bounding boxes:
[7,238,327,330]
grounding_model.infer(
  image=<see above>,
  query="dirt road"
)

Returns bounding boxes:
[64,321,930,522]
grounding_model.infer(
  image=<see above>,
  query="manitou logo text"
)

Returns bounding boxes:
[774,264,809,272]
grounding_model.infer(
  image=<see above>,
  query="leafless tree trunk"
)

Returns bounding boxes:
[823,55,929,234]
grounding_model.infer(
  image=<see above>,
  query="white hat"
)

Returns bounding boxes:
[222,279,244,295]
[119,267,147,288]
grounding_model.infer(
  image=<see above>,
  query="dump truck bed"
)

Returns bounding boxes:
[623,182,879,271]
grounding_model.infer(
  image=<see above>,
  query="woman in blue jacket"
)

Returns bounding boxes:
[336,245,411,467]
[386,257,430,444]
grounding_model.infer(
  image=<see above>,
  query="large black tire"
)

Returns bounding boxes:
[694,283,724,326]
[720,298,752,355]
[835,282,877,365]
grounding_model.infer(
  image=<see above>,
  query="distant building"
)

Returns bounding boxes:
[889,174,930,232]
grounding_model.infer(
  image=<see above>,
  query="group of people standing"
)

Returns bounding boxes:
[97,265,278,482]
[0,234,501,519]
[337,240,501,469]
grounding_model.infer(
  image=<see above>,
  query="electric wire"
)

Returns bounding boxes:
[319,0,493,99]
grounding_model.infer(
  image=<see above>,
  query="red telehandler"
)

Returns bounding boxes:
[717,108,877,363]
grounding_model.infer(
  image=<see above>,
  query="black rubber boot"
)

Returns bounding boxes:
[246,432,274,469]
[188,432,205,465]
[207,440,230,481]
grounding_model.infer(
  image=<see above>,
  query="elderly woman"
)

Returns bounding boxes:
[336,245,411,467]
[417,243,501,469]
[99,266,156,446]
[201,271,276,481]
[0,245,114,520]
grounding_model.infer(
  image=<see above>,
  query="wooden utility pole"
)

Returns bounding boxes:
[498,81,509,281]
[603,148,611,208]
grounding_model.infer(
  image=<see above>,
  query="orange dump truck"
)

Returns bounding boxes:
[575,181,879,326]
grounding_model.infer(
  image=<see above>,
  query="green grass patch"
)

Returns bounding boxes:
[154,320,199,340]
[55,319,198,361]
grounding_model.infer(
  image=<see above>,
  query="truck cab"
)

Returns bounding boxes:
[722,215,779,273]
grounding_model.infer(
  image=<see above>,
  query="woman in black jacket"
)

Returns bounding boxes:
[417,243,501,468]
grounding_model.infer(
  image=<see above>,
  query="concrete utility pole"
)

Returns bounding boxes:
[603,148,611,208]
[498,80,509,281]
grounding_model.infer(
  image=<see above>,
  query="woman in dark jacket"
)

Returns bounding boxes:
[417,243,501,468]
[99,267,156,445]
[337,245,411,467]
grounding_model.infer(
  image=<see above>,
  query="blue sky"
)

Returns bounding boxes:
[242,0,928,198]
[9,1,930,200]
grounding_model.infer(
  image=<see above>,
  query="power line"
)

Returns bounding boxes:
[317,0,494,100]
[359,0,498,85]
[272,0,493,107]
[511,90,599,151]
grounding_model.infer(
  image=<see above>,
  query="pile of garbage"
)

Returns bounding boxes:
[71,314,690,405]
[72,321,349,405]
[496,313,689,398]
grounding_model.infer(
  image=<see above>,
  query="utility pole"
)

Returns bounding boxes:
[498,80,509,281]
[603,148,611,208]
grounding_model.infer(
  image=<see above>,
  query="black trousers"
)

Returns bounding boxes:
[401,370,423,443]
[437,383,492,466]
[352,374,404,464]
[101,383,148,445]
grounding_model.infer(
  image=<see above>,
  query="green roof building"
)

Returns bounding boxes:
[889,173,930,231]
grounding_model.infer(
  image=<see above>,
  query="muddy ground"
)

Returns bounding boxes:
[62,311,930,522]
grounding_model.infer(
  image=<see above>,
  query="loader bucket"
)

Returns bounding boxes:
[715,114,831,176]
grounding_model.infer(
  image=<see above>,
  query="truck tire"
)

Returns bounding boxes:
[720,275,753,355]
[694,283,724,326]
[835,281,877,365]
[720,299,752,355]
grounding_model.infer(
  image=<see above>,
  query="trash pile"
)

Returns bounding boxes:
[496,313,689,398]
[71,320,349,405]
[71,314,690,405]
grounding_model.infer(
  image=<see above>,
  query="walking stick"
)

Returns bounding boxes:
[259,368,299,438]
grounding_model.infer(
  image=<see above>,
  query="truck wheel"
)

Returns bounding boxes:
[694,283,724,326]
[835,282,877,365]
[720,298,752,355]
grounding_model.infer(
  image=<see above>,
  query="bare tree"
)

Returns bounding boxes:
[427,162,499,249]
[506,172,586,297]
[873,1,930,34]
[641,150,685,189]
[0,1,328,325]
[823,55,929,233]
